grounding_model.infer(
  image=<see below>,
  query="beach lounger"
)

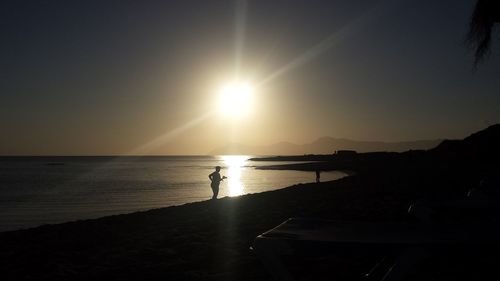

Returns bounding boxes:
[408,197,500,223]
[467,176,500,198]
[253,218,500,281]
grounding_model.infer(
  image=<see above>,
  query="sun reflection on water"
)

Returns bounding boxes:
[221,155,248,197]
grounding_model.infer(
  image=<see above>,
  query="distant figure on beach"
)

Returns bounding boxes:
[316,170,321,183]
[208,166,226,200]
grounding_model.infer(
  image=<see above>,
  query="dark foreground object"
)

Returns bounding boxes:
[254,218,500,281]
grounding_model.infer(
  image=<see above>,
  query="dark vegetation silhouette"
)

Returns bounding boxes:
[467,0,500,65]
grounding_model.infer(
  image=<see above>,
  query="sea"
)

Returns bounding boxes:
[0,156,346,232]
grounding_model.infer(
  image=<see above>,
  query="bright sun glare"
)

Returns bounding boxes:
[218,82,253,117]
[221,155,248,196]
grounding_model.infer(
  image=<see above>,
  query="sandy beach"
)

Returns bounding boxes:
[1,159,492,281]
[2,125,500,280]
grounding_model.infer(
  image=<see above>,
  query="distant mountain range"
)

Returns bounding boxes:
[209,137,443,155]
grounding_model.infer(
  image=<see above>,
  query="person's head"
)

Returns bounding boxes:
[215,166,221,172]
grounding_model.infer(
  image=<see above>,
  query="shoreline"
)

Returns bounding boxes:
[0,171,350,234]
[0,157,349,233]
[0,160,490,280]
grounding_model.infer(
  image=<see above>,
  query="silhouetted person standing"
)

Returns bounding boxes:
[316,170,321,183]
[208,166,226,200]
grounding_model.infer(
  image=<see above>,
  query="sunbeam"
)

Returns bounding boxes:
[234,0,248,78]
[125,111,214,155]
[256,0,400,88]
[221,155,248,196]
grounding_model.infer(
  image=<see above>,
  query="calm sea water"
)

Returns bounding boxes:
[0,156,346,232]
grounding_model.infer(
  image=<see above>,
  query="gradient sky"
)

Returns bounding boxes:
[1,0,499,155]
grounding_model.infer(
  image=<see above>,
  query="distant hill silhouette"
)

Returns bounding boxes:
[431,124,500,166]
[209,137,442,155]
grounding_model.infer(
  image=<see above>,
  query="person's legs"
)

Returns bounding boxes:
[211,185,219,200]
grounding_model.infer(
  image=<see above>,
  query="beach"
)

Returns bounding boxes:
[1,159,492,281]
[0,156,346,232]
[3,124,500,280]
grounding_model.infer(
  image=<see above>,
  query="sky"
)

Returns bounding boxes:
[1,0,499,155]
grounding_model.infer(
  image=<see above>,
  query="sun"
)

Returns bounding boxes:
[217,82,254,117]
